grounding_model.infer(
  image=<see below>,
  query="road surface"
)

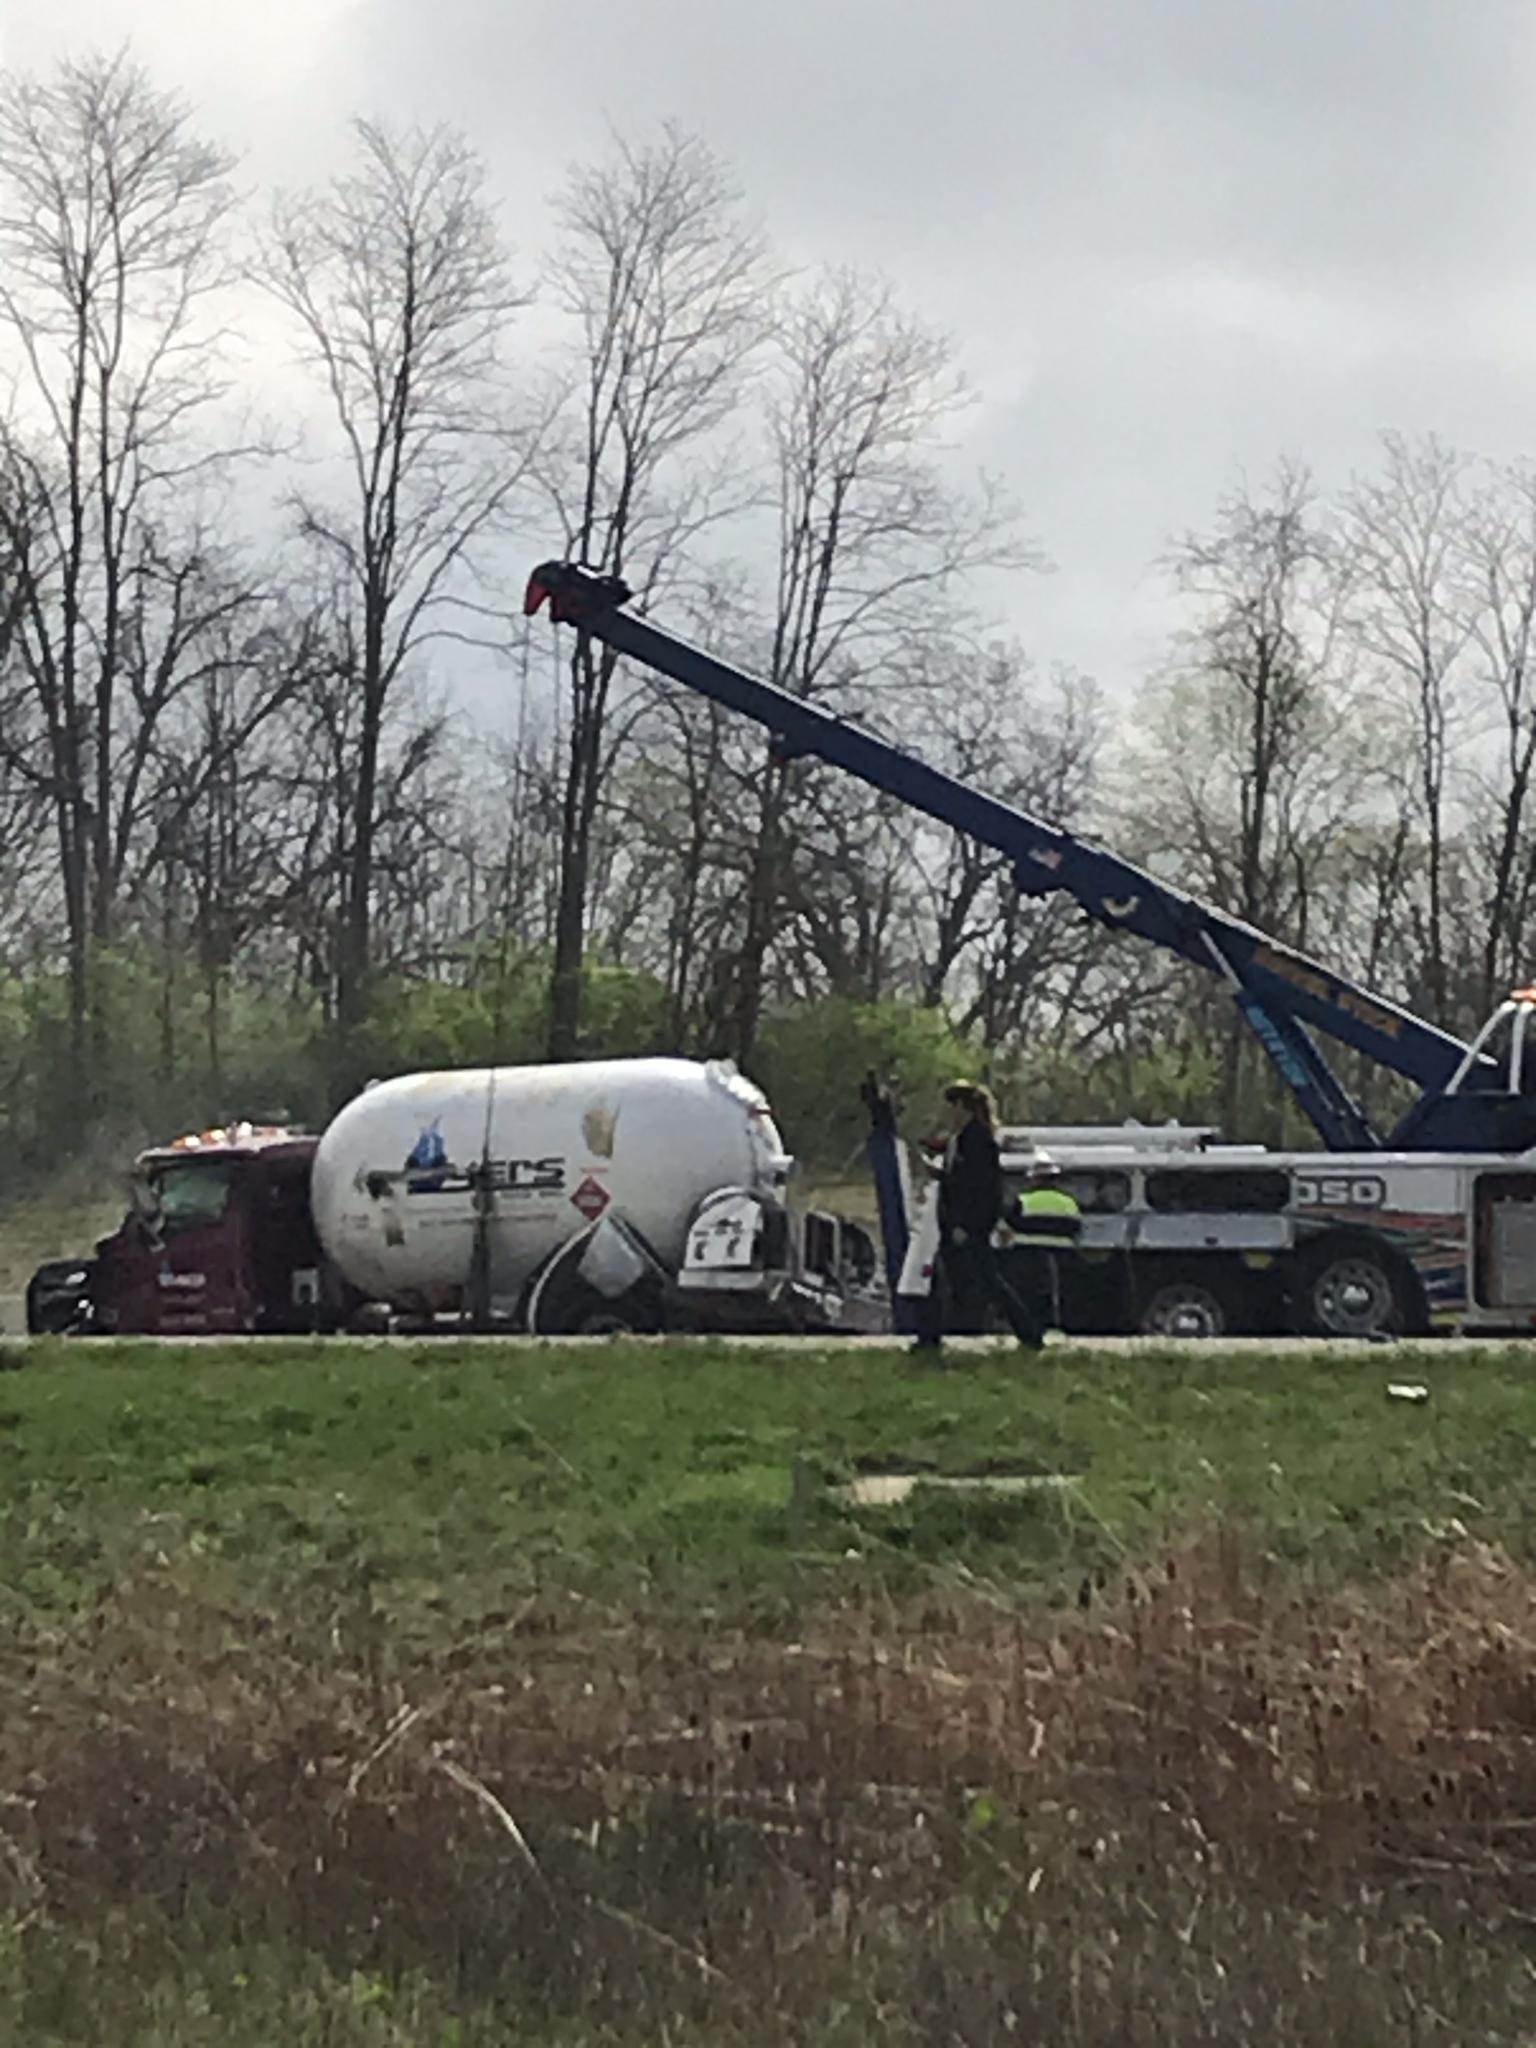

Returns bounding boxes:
[0,1319,1479,1360]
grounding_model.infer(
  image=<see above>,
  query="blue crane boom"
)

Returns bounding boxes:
[524,560,1526,1153]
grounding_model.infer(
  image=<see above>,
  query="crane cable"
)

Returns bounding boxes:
[464,615,541,1329]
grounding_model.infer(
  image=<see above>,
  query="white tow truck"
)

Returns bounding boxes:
[896,1118,1536,1339]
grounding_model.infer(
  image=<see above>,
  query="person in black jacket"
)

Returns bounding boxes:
[912,1081,1044,1355]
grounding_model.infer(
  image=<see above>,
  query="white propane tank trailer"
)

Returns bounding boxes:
[25,1057,887,1338]
[310,1056,885,1336]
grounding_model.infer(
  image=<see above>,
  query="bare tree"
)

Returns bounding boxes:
[637,694,737,1041]
[263,118,534,1091]
[902,640,1103,1020]
[1342,434,1477,1024]
[537,123,769,1057]
[587,570,769,1046]
[0,481,55,953]
[1459,461,1536,1012]
[264,627,460,1020]
[1159,463,1351,931]
[722,268,1030,1061]
[1129,464,1359,1126]
[0,51,240,1095]
[137,591,337,1094]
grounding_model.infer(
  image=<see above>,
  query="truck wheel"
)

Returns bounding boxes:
[1136,1267,1233,1339]
[25,1259,95,1336]
[576,1311,637,1337]
[1289,1239,1410,1338]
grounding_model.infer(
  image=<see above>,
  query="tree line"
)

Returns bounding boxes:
[1,50,1533,1176]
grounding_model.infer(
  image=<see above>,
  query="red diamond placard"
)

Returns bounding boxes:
[570,1174,610,1222]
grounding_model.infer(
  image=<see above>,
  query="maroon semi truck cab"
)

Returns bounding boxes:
[33,1123,341,1336]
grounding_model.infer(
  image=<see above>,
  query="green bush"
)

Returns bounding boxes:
[753,998,979,1167]
[353,951,669,1082]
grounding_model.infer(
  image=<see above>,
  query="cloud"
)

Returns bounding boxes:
[9,0,1536,699]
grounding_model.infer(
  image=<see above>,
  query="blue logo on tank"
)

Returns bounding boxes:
[406,1120,449,1172]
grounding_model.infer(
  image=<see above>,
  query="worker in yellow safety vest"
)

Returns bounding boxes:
[1004,1154,1082,1335]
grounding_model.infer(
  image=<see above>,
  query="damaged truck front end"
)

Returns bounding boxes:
[27,1125,342,1337]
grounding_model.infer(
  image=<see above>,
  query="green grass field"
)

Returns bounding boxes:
[2,1336,1532,1614]
[6,1336,1536,2043]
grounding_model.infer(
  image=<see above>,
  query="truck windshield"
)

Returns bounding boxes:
[148,1161,235,1235]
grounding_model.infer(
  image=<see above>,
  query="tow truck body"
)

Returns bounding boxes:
[525,560,1536,1338]
[894,1122,1536,1337]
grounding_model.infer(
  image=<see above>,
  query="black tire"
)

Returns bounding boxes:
[525,1244,664,1337]
[346,1301,394,1336]
[1135,1264,1235,1339]
[1288,1236,1418,1339]
[25,1258,94,1336]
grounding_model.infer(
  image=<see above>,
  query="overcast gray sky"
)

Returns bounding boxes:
[8,0,1536,700]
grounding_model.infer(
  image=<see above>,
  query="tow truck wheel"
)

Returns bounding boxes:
[1135,1267,1232,1339]
[1290,1239,1411,1339]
